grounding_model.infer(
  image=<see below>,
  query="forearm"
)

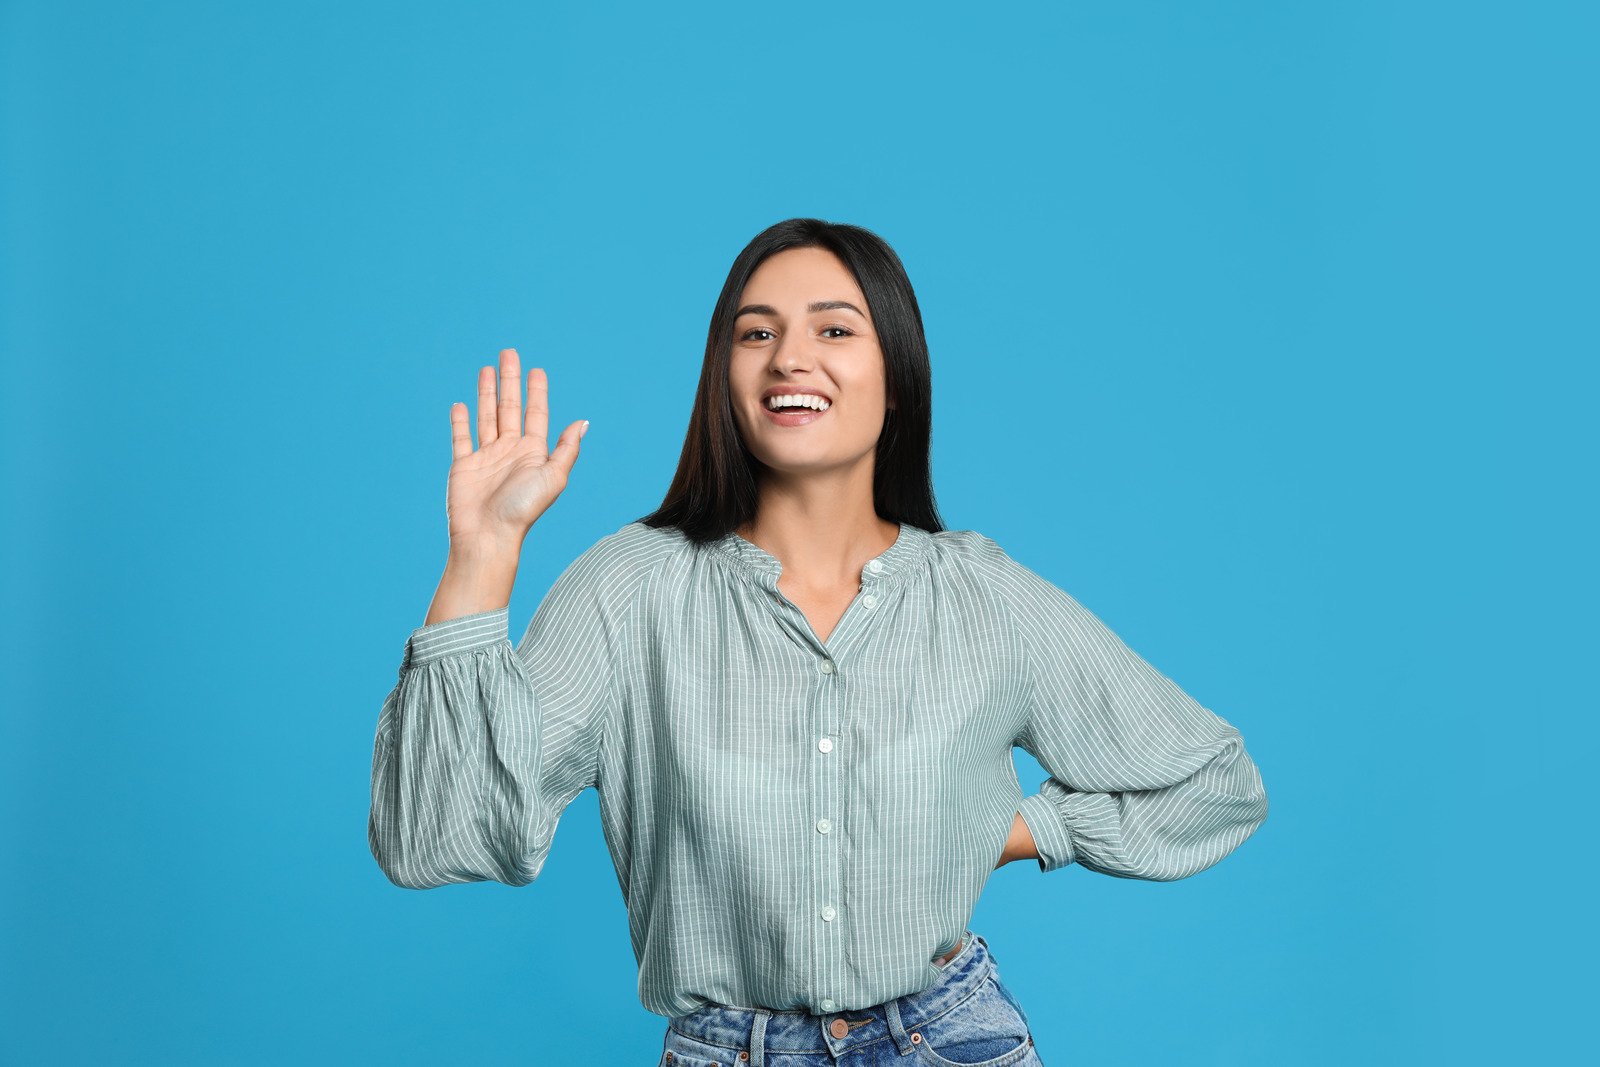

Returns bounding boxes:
[424,545,522,626]
[995,811,1040,868]
[1021,732,1268,880]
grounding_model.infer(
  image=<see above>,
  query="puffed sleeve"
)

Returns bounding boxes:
[980,536,1269,881]
[367,536,622,889]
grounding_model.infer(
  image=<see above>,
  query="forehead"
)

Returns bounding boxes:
[741,247,866,305]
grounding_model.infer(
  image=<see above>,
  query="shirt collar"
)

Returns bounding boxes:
[711,521,931,591]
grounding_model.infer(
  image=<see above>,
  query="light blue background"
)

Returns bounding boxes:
[3,1,1592,1062]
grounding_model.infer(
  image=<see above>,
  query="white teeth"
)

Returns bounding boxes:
[764,393,831,411]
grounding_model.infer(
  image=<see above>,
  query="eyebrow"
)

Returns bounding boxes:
[734,300,868,319]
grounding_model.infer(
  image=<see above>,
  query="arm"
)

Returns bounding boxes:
[367,537,620,890]
[982,537,1269,881]
[995,812,1040,868]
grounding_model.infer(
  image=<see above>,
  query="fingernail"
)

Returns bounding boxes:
[580,420,590,438]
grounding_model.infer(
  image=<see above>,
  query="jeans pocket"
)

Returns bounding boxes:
[908,975,1035,1067]
[660,1027,744,1067]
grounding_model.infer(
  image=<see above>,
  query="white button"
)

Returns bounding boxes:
[821,905,836,921]
[820,997,836,1011]
[866,558,883,574]
[816,818,832,834]
[861,594,877,610]
[818,737,834,753]
[819,658,835,674]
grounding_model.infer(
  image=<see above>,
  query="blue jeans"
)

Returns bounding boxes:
[658,931,1044,1066]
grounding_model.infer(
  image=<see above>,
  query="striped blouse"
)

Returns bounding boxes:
[368,519,1268,1018]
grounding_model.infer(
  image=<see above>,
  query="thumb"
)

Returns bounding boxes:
[548,419,589,478]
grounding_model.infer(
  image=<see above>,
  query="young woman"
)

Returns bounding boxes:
[369,218,1269,1066]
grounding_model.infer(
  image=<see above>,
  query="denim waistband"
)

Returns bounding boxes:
[667,931,993,1063]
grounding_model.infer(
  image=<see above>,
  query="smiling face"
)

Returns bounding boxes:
[728,246,893,481]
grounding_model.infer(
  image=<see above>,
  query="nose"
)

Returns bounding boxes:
[769,330,818,373]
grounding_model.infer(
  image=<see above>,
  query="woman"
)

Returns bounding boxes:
[369,218,1269,1065]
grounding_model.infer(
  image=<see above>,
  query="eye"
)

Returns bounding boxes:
[739,325,854,342]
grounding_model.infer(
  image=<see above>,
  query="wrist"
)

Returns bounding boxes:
[447,528,526,566]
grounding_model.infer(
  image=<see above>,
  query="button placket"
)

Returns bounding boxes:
[709,525,932,1018]
[859,556,886,615]
[813,639,846,1020]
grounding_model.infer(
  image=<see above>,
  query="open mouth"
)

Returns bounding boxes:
[761,395,831,425]
[763,394,832,414]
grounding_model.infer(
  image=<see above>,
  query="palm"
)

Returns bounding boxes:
[444,349,587,548]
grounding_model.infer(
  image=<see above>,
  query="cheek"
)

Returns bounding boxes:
[841,397,890,437]
[728,352,759,389]
[846,377,889,412]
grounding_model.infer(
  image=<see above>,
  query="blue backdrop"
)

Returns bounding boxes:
[2,1,1592,1062]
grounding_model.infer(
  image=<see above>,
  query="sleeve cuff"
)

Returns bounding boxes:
[1017,790,1077,873]
[402,606,511,667]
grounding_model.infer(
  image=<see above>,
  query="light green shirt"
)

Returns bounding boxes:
[368,520,1268,1018]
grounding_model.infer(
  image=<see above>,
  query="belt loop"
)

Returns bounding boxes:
[749,1008,770,1067]
[884,996,914,1053]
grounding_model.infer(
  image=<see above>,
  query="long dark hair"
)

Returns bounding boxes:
[636,217,944,544]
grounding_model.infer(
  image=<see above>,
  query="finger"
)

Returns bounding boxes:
[547,418,588,480]
[476,365,497,448]
[498,348,522,439]
[525,366,550,458]
[449,402,473,461]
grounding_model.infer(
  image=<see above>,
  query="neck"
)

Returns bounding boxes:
[737,470,898,589]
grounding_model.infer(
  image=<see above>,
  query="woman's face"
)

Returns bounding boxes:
[728,246,892,481]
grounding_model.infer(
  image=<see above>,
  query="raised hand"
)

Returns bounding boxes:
[443,348,589,557]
